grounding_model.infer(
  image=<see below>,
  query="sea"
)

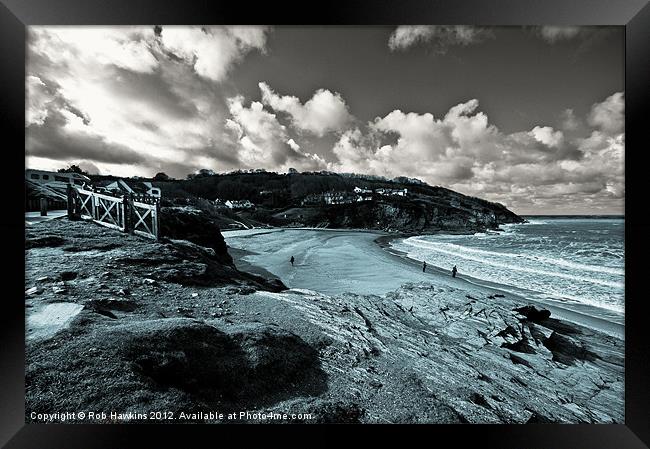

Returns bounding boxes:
[390,217,625,326]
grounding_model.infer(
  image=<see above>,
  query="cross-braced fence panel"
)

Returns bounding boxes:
[93,192,126,231]
[132,200,158,239]
[76,188,96,220]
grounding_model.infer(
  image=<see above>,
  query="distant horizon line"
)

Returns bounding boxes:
[521,214,624,218]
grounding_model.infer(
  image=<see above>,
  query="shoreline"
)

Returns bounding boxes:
[225,228,624,340]
[374,233,624,339]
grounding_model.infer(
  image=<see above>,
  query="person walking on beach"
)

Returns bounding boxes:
[452,265,457,278]
[422,261,427,273]
[290,256,295,267]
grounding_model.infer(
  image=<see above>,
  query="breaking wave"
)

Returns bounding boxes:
[392,217,625,317]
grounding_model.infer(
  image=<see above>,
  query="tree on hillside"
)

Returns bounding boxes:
[198,169,216,177]
[57,165,86,175]
[186,168,215,180]
[153,172,171,181]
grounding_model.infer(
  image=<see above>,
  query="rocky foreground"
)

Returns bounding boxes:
[25,215,623,423]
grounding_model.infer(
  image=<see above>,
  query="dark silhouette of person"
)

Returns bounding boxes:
[290,256,295,267]
[422,261,427,273]
[452,265,457,278]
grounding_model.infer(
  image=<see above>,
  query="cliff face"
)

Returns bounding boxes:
[299,196,524,234]
[156,172,525,234]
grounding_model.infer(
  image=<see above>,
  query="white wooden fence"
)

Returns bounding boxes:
[68,186,159,239]
[132,199,159,239]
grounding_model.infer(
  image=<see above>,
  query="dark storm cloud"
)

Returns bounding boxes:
[192,144,242,167]
[27,110,146,165]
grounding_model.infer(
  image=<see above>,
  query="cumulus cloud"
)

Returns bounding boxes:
[388,26,493,53]
[588,92,624,134]
[29,27,159,74]
[226,95,327,172]
[330,99,497,183]
[287,138,301,151]
[258,82,354,136]
[529,126,564,148]
[160,26,269,82]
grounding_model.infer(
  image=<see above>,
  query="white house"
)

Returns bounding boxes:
[26,169,91,189]
[375,187,407,197]
[353,186,372,194]
[101,179,161,198]
[225,200,254,209]
[323,191,354,205]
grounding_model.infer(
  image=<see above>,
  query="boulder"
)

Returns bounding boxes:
[513,305,551,322]
[120,319,327,408]
[25,286,43,296]
[59,271,78,281]
[86,297,138,312]
[159,207,232,266]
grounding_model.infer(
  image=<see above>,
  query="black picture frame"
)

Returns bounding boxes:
[2,0,648,447]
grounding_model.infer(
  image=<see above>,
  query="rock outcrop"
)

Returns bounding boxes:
[244,284,623,423]
[25,218,286,292]
[304,198,521,233]
[159,206,233,266]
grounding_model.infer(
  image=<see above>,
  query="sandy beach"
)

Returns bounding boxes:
[224,228,624,339]
[224,228,461,295]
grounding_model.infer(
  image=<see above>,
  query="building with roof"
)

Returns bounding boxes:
[25,169,92,211]
[96,179,161,198]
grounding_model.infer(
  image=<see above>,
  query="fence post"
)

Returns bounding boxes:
[91,190,97,220]
[67,184,80,221]
[66,185,73,219]
[155,199,161,240]
[124,193,134,233]
[40,197,48,216]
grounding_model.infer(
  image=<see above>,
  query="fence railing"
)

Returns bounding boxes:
[132,199,159,239]
[67,185,160,240]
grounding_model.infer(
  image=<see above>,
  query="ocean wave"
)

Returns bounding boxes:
[404,237,624,277]
[399,239,624,289]
[575,248,624,259]
[538,292,624,315]
[519,220,550,225]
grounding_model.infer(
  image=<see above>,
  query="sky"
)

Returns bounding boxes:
[25,25,624,215]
